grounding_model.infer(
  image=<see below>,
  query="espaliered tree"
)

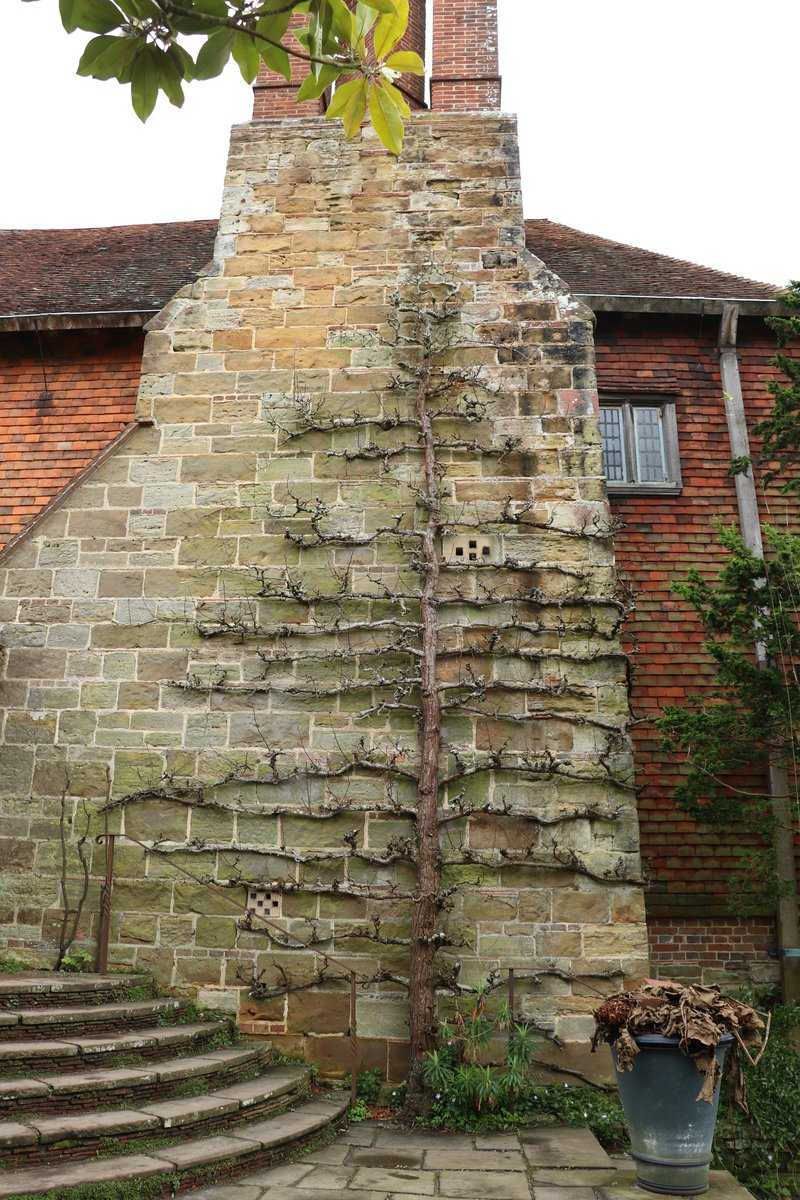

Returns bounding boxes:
[102,269,640,1099]
[28,0,424,152]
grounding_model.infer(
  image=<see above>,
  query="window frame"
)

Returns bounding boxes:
[599,394,682,495]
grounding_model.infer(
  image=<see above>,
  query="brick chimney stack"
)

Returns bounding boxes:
[252,13,325,119]
[252,2,427,120]
[431,0,500,111]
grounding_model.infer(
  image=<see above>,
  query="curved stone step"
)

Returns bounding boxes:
[0,1095,348,1198]
[0,1065,311,1167]
[0,997,180,1041]
[0,973,145,1010]
[0,1021,228,1076]
[0,1045,269,1117]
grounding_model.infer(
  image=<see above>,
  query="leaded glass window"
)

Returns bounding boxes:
[599,398,681,491]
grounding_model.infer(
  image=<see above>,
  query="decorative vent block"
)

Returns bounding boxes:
[247,887,282,919]
[443,534,498,564]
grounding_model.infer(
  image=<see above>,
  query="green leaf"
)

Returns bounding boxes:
[358,0,397,12]
[59,0,81,32]
[77,33,140,80]
[156,47,185,107]
[374,0,407,58]
[194,28,235,79]
[368,78,404,154]
[232,31,261,83]
[324,76,361,118]
[386,50,423,75]
[114,0,160,18]
[296,62,341,101]
[353,1,378,45]
[66,0,124,34]
[325,0,354,42]
[130,46,159,121]
[77,33,118,74]
[169,42,196,82]
[380,77,410,118]
[193,0,228,14]
[260,41,291,82]
[325,77,367,139]
[342,77,368,138]
[255,12,292,81]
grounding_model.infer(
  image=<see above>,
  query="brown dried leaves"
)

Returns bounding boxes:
[592,978,767,1108]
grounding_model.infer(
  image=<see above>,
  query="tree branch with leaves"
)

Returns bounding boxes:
[28,0,423,152]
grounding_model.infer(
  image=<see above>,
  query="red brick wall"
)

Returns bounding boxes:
[596,313,797,978]
[252,15,325,120]
[648,917,777,986]
[0,329,141,550]
[431,0,501,111]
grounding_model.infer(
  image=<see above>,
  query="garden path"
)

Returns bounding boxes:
[185,1120,754,1200]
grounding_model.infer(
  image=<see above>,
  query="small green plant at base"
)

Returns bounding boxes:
[356,1067,383,1104]
[348,1098,370,1122]
[419,987,543,1128]
[0,952,28,973]
[389,1081,407,1110]
[59,946,94,973]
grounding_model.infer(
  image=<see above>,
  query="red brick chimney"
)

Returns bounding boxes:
[431,0,500,111]
[252,2,427,119]
[252,14,325,119]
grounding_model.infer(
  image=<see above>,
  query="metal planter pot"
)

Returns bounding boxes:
[612,1033,733,1196]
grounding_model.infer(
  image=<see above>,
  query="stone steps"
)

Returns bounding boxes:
[0,1045,269,1117]
[0,1065,310,1166]
[0,1096,348,1198]
[0,1021,230,1076]
[0,997,180,1041]
[0,972,348,1196]
[0,973,146,1009]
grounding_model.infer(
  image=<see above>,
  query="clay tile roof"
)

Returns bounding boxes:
[0,220,218,319]
[0,218,778,320]
[524,219,779,303]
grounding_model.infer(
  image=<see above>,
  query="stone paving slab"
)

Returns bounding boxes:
[180,1121,755,1200]
[519,1127,612,1168]
[350,1167,436,1195]
[439,1170,531,1198]
[531,1168,617,1186]
[348,1148,425,1169]
[424,1148,527,1170]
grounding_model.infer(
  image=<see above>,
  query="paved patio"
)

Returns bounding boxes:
[186,1120,753,1200]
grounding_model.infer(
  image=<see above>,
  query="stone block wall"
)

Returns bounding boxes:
[0,112,648,1080]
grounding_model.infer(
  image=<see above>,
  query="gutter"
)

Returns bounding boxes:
[718,302,800,1001]
[579,292,778,318]
[0,308,158,333]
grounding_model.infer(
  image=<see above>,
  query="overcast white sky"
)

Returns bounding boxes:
[2,0,798,285]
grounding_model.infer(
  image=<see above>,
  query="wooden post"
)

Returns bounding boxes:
[349,972,359,1107]
[95,833,116,974]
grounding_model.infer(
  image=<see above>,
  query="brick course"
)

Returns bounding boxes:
[648,916,777,987]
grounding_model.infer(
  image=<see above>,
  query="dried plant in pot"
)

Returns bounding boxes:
[592,980,768,1196]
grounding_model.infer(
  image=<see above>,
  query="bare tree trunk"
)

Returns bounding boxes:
[407,366,443,1096]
